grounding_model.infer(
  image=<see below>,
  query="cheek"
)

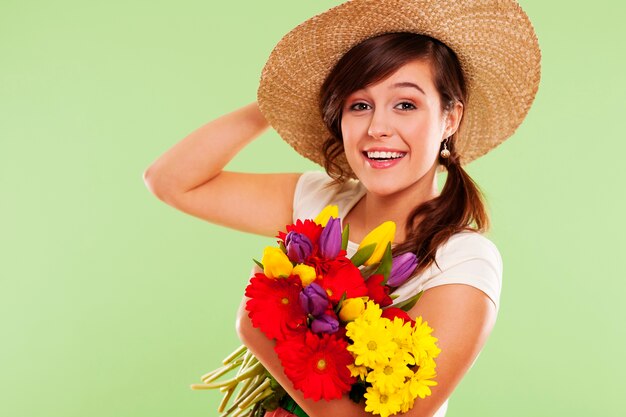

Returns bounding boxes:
[340,123,364,171]
[340,120,360,148]
[340,116,355,136]
[406,126,440,163]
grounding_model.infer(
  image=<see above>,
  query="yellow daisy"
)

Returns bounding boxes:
[366,352,413,394]
[407,357,438,399]
[347,363,368,380]
[362,300,383,323]
[411,316,441,363]
[386,316,415,365]
[347,319,397,368]
[364,385,404,417]
[398,382,415,413]
[346,300,382,339]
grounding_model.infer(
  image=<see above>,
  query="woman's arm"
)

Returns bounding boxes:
[142,102,302,237]
[236,276,497,417]
[400,284,498,416]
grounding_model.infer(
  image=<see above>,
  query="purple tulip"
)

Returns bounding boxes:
[310,314,339,334]
[299,282,329,317]
[318,217,342,260]
[387,252,419,287]
[285,232,313,263]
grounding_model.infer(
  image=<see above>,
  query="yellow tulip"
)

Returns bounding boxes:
[357,221,396,266]
[314,204,339,227]
[261,247,293,279]
[339,297,367,322]
[292,263,317,287]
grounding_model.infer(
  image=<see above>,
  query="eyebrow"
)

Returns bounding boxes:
[390,82,426,96]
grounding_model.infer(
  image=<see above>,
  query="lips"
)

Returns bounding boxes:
[363,145,407,157]
[361,149,407,169]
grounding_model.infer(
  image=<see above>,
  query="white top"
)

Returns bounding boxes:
[292,170,504,417]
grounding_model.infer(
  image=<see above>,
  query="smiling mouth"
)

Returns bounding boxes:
[363,151,407,161]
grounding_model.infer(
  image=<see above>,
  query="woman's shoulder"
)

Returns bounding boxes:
[393,230,504,313]
[293,170,365,222]
[433,231,503,287]
[437,230,502,265]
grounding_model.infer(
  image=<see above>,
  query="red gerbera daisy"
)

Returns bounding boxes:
[245,273,307,341]
[365,274,393,307]
[318,260,368,303]
[276,219,323,247]
[274,331,355,401]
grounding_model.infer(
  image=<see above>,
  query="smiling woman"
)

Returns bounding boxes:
[318,33,469,252]
[245,31,507,417]
[144,1,541,416]
[340,58,462,203]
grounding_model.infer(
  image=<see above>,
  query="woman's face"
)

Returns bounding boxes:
[340,58,461,198]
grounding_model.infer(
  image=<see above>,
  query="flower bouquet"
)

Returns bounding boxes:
[191,205,441,417]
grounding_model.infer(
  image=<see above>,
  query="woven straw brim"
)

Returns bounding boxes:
[257,0,541,179]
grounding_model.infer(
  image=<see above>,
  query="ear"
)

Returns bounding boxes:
[443,101,464,138]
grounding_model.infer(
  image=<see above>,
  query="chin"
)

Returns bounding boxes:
[359,175,408,196]
[360,165,436,196]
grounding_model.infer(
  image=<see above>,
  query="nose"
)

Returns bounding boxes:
[367,109,392,139]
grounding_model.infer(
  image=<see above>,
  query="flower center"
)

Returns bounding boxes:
[380,394,388,404]
[316,359,327,371]
[281,297,289,305]
[326,289,333,297]
[384,365,394,375]
[367,341,377,351]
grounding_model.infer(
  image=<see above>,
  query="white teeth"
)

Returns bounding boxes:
[366,151,406,159]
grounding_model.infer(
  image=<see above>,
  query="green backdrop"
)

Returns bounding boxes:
[1,1,624,416]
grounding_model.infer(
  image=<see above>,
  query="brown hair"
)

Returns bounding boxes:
[318,32,490,276]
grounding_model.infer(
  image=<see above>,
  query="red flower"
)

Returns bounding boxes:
[381,307,414,324]
[365,274,393,307]
[245,274,307,341]
[277,219,323,247]
[309,250,350,277]
[318,259,368,303]
[274,331,355,401]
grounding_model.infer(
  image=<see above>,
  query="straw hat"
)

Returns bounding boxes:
[257,0,541,178]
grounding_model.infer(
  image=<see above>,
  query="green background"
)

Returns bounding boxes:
[1,0,624,416]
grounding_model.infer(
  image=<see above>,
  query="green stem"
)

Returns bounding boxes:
[236,361,263,382]
[222,344,248,365]
[238,379,271,409]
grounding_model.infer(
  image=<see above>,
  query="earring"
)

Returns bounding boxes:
[440,138,450,159]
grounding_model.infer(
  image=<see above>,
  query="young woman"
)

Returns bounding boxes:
[144,1,540,416]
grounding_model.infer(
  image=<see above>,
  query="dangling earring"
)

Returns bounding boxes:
[440,137,450,159]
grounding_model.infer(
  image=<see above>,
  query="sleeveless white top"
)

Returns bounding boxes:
[292,171,504,417]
